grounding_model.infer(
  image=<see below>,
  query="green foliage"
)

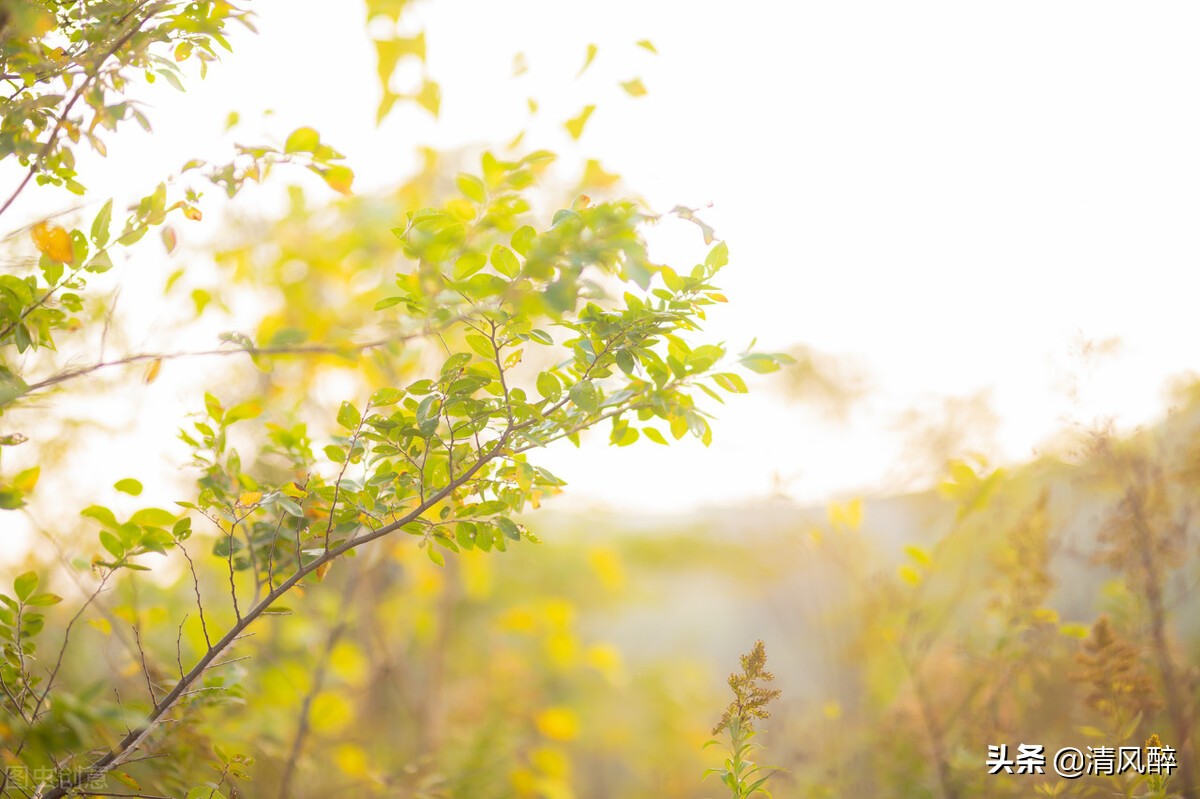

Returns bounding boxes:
[0,0,254,205]
[0,3,784,798]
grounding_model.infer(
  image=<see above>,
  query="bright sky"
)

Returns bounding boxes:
[9,1,1200,521]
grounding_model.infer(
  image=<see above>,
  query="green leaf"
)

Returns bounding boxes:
[495,517,521,541]
[100,530,124,558]
[440,352,472,377]
[156,67,185,92]
[91,199,113,247]
[14,572,37,602]
[739,354,782,374]
[26,592,62,606]
[416,395,441,436]
[374,296,404,310]
[569,380,598,413]
[456,173,486,203]
[511,225,536,256]
[713,373,748,393]
[490,245,520,278]
[277,496,304,517]
[130,508,177,527]
[369,387,404,406]
[453,252,487,280]
[466,334,494,358]
[706,240,729,270]
[113,478,143,496]
[81,505,119,529]
[643,427,668,445]
[337,401,361,430]
[224,401,262,424]
[85,249,113,273]
[611,425,639,446]
[536,371,561,401]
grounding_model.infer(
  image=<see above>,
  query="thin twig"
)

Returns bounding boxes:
[131,625,157,705]
[176,541,211,649]
[13,321,465,406]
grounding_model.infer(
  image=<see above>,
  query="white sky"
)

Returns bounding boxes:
[7,0,1200,523]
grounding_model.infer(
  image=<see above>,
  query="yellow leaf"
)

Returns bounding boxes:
[285,126,320,154]
[903,544,930,567]
[415,79,441,117]
[333,744,370,778]
[531,747,568,778]
[1032,608,1059,625]
[534,707,579,741]
[13,467,38,493]
[183,205,202,221]
[828,498,863,531]
[280,482,306,499]
[619,78,647,97]
[315,561,331,581]
[142,358,162,385]
[310,691,352,733]
[546,631,577,668]
[576,43,598,77]
[323,165,354,195]
[585,643,624,683]
[499,607,538,634]
[580,159,620,189]
[564,105,595,140]
[588,547,624,590]
[237,491,262,506]
[112,772,141,790]
[31,221,74,263]
[1059,622,1090,639]
[329,641,367,681]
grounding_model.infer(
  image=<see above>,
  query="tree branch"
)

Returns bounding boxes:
[40,426,514,799]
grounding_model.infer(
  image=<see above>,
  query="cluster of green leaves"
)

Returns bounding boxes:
[0,2,798,797]
[0,0,253,206]
[0,571,62,722]
[0,126,354,433]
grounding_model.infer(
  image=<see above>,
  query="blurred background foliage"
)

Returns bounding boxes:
[3,1,1199,798]
[11,391,1200,798]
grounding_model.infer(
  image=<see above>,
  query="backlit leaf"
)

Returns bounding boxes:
[564,105,595,140]
[32,221,73,263]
